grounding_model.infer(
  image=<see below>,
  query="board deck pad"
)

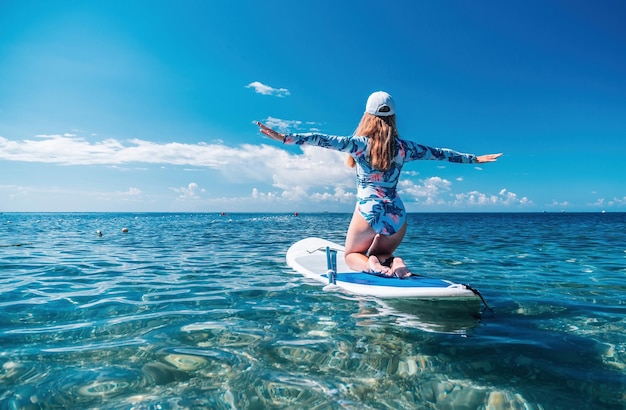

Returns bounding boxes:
[286,237,481,301]
[321,272,456,288]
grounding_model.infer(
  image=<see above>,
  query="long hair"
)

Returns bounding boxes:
[346,113,398,171]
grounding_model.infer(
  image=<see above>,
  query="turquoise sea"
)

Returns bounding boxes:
[0,212,624,409]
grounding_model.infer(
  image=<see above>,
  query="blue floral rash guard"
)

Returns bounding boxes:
[284,133,478,235]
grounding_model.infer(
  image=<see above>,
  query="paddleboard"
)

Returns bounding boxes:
[286,237,482,301]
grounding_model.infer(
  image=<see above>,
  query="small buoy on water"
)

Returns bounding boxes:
[294,212,299,216]
[121,227,129,233]
[97,230,103,237]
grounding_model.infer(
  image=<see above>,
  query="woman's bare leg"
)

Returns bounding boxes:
[344,210,408,275]
[343,211,383,273]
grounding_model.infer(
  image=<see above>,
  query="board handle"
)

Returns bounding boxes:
[325,247,337,285]
[307,246,342,254]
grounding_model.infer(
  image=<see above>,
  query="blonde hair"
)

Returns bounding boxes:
[346,113,397,171]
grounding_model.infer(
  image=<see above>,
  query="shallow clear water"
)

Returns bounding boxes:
[0,212,624,409]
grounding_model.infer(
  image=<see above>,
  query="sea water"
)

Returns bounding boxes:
[0,212,624,409]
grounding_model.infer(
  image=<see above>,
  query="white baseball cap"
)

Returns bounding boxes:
[365,91,395,117]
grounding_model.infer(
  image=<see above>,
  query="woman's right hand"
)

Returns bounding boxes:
[257,122,284,141]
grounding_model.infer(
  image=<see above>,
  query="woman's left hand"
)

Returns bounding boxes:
[475,153,503,163]
[257,122,284,141]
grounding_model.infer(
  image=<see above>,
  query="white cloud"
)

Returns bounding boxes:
[589,196,626,208]
[397,176,531,208]
[246,81,290,97]
[454,191,498,206]
[0,184,143,203]
[547,199,571,208]
[170,182,205,200]
[99,187,144,202]
[258,116,323,135]
[398,176,451,205]
[591,198,604,207]
[497,188,528,205]
[0,134,258,167]
[251,187,281,202]
[270,145,353,190]
[126,187,142,196]
[453,188,532,207]
[262,116,303,133]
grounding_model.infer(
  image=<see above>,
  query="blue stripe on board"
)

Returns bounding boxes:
[322,272,451,288]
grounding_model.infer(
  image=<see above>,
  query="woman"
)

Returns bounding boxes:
[258,91,501,278]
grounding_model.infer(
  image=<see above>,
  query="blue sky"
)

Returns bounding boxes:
[1,1,624,212]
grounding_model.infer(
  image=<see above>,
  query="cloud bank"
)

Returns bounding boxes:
[0,132,530,210]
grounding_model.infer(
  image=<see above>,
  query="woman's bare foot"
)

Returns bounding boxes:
[368,255,393,276]
[390,257,413,279]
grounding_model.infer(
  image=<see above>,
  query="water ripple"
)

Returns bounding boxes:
[0,212,625,409]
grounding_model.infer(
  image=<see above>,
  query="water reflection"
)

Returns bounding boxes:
[366,298,483,334]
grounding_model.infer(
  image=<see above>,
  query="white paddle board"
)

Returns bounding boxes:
[286,237,482,301]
